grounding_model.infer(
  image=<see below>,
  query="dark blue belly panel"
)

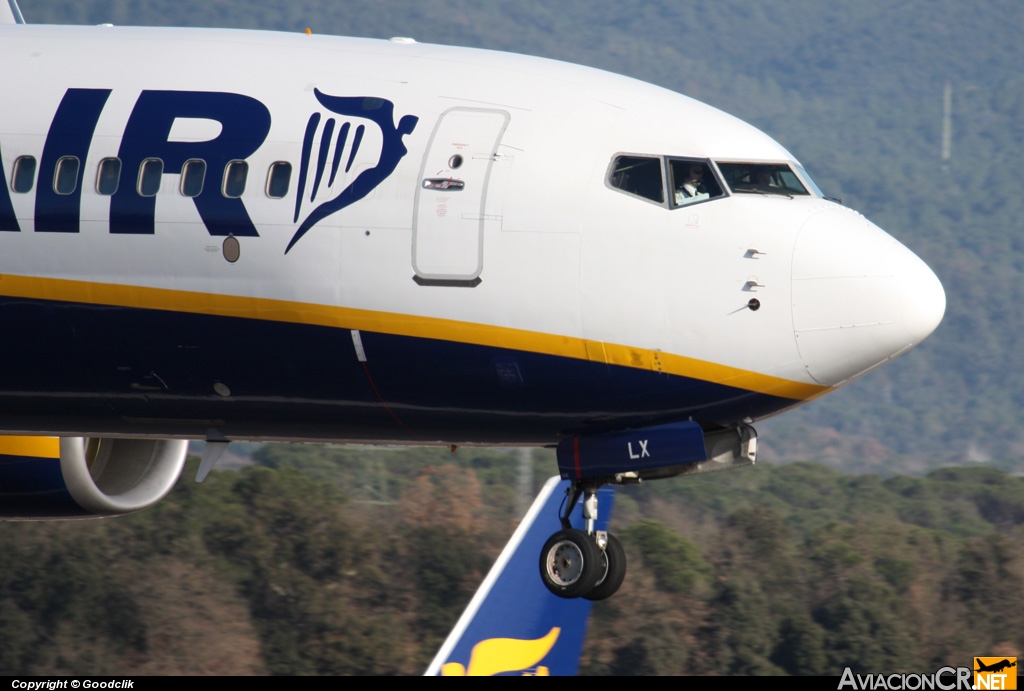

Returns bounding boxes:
[0,297,794,442]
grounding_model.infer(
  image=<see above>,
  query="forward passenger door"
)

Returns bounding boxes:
[412,108,509,283]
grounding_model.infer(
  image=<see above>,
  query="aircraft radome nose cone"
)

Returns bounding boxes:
[791,207,945,386]
[899,247,946,346]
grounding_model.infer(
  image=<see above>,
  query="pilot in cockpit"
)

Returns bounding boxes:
[748,166,773,187]
[674,164,710,205]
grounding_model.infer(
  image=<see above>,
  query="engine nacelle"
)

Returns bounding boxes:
[0,436,188,519]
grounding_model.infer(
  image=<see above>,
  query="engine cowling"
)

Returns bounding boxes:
[0,436,188,519]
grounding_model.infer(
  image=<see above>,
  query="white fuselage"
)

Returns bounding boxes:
[0,25,945,444]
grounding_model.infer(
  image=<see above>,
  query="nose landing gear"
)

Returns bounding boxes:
[540,422,757,600]
[538,483,626,600]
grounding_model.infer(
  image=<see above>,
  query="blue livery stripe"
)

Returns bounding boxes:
[0,291,800,441]
[0,453,86,518]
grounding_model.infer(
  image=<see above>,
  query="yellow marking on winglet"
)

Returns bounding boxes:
[0,436,60,458]
[0,275,828,400]
[440,662,466,676]
[442,627,561,676]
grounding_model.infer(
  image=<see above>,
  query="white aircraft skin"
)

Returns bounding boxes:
[0,22,945,522]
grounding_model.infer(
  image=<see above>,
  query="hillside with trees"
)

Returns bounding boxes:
[18,0,1024,474]
[1,447,1022,675]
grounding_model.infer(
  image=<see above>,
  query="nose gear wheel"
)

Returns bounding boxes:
[583,532,626,601]
[539,528,602,598]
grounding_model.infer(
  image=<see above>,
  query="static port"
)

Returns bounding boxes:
[747,298,761,311]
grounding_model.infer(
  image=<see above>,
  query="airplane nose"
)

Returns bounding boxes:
[791,207,945,386]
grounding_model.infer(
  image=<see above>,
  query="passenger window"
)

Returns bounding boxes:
[716,162,809,196]
[265,162,292,199]
[180,159,206,198]
[96,158,121,195]
[137,158,164,197]
[11,156,36,193]
[53,156,80,195]
[669,159,724,207]
[222,160,248,198]
[609,155,664,203]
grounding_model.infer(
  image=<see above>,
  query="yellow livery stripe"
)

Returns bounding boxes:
[0,435,61,458]
[0,274,827,400]
[599,341,826,400]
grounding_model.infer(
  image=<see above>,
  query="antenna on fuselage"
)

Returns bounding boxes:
[941,80,953,169]
[0,0,25,24]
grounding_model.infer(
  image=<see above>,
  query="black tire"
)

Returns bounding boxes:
[539,529,603,599]
[583,533,627,601]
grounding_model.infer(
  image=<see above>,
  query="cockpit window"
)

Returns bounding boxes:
[793,163,824,197]
[716,162,810,196]
[669,159,724,207]
[609,155,664,204]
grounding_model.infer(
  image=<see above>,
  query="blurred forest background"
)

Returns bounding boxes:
[3,0,1023,676]
[2,447,1022,674]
